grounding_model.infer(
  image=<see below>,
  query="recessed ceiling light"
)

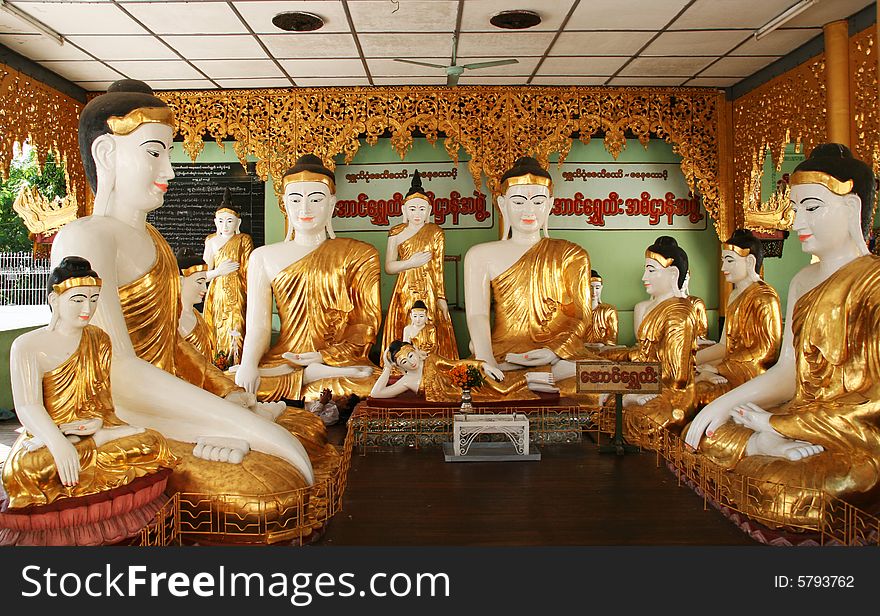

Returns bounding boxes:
[490,10,541,30]
[272,11,324,32]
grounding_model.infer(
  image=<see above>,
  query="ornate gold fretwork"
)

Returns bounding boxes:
[850,27,879,221]
[157,86,728,235]
[12,183,78,236]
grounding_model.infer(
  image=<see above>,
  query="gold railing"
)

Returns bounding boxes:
[137,492,180,546]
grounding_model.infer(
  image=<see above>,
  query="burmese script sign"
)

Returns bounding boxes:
[333,162,493,232]
[576,361,662,394]
[549,162,707,231]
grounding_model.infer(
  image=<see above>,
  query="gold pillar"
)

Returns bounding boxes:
[716,96,735,318]
[823,20,851,147]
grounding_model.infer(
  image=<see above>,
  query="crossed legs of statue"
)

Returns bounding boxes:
[734,402,825,461]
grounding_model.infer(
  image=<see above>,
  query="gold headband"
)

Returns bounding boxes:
[790,170,854,195]
[106,106,175,136]
[283,170,336,194]
[52,276,102,295]
[404,191,430,204]
[721,243,750,257]
[215,207,239,217]
[645,249,674,268]
[500,173,553,195]
[590,276,602,283]
[181,264,209,277]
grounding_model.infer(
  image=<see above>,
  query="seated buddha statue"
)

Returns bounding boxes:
[235,154,380,402]
[175,248,213,362]
[463,156,595,397]
[2,257,176,512]
[50,79,317,493]
[585,269,619,347]
[601,237,699,438]
[203,188,253,366]
[685,144,880,526]
[694,229,782,406]
[381,170,458,361]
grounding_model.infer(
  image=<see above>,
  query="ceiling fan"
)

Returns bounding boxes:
[393,34,518,86]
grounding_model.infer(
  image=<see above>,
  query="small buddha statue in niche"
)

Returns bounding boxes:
[2,257,176,510]
[203,188,253,366]
[463,156,596,398]
[585,269,619,347]
[601,236,699,438]
[685,144,880,526]
[694,229,782,407]
[382,170,458,361]
[235,154,380,402]
[175,248,214,362]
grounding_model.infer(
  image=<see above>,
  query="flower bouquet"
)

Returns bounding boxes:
[447,364,484,412]
[214,350,230,371]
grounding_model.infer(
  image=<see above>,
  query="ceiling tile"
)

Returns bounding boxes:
[234,1,351,34]
[457,75,530,85]
[642,30,750,56]
[686,77,741,87]
[10,2,148,35]
[74,81,118,92]
[0,34,91,61]
[191,59,283,79]
[551,31,654,56]
[731,28,821,56]
[161,35,268,60]
[619,56,715,76]
[215,78,293,89]
[784,0,874,27]
[259,33,359,58]
[0,10,41,35]
[108,60,204,80]
[457,32,554,57]
[39,60,125,82]
[372,76,447,86]
[279,58,365,78]
[567,0,691,30]
[699,56,779,77]
[147,79,216,91]
[294,77,371,87]
[367,58,449,77]
[66,35,178,61]
[609,77,689,86]
[359,33,456,58]
[530,76,608,86]
[348,0,457,32]
[672,0,799,29]
[121,2,247,35]
[455,57,539,76]
[460,0,572,32]
[537,56,629,76]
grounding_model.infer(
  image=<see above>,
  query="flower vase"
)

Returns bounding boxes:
[460,387,473,413]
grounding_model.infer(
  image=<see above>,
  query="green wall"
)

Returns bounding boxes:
[172,138,721,352]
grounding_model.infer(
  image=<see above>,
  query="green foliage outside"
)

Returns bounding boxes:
[0,147,68,252]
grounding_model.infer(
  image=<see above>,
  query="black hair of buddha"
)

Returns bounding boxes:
[388,339,410,363]
[794,143,876,238]
[500,156,551,185]
[406,169,428,199]
[78,79,170,193]
[47,256,99,296]
[591,269,601,279]
[283,153,335,183]
[411,300,428,311]
[725,229,764,273]
[174,246,206,272]
[217,187,240,217]
[648,235,688,290]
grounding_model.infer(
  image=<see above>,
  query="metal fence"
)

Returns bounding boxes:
[0,252,50,306]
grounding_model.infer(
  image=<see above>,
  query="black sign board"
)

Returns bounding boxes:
[147,162,266,256]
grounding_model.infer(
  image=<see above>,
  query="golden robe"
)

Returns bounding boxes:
[382,224,458,360]
[203,233,253,362]
[603,297,698,437]
[118,224,238,398]
[587,303,619,346]
[1,326,176,509]
[688,295,709,340]
[696,280,781,406]
[183,310,213,362]
[256,238,382,401]
[698,255,880,525]
[488,238,596,397]
[420,355,544,402]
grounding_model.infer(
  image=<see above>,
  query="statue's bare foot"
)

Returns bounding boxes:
[92,425,145,447]
[746,431,824,460]
[253,401,286,422]
[781,440,825,461]
[193,436,250,464]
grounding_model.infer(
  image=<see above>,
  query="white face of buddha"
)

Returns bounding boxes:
[590,280,603,304]
[721,250,750,284]
[403,198,430,227]
[394,347,422,372]
[108,122,175,212]
[642,258,679,298]
[790,183,860,256]
[409,308,427,327]
[214,213,240,237]
[52,285,101,330]
[500,184,551,235]
[284,181,335,234]
[180,272,208,308]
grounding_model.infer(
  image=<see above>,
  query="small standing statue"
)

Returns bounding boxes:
[585,269,618,346]
[203,188,253,367]
[382,170,458,361]
[175,248,214,363]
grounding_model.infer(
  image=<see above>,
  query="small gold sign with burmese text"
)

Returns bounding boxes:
[576,361,662,394]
